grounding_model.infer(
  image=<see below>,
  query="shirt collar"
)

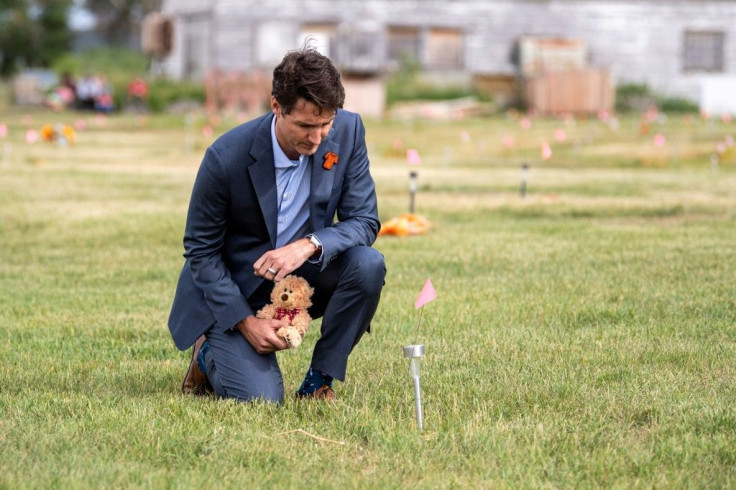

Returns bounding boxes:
[271,115,304,169]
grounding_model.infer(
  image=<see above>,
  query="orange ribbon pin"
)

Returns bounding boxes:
[323,151,338,170]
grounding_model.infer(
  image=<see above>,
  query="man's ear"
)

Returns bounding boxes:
[270,96,280,116]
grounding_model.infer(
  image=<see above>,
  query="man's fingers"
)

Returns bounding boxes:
[253,242,306,280]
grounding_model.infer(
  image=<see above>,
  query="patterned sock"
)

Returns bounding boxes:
[197,340,210,376]
[296,368,333,395]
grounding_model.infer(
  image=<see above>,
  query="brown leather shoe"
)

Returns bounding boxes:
[181,335,212,396]
[296,385,337,401]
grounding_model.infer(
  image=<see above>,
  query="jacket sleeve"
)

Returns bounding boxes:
[182,146,253,330]
[314,114,380,267]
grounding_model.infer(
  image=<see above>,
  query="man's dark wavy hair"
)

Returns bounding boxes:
[272,45,345,114]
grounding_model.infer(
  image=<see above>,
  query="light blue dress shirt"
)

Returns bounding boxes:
[271,116,312,248]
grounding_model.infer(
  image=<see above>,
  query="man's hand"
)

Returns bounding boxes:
[236,316,289,354]
[253,238,318,282]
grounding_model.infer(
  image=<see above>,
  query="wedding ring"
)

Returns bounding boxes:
[267,267,277,275]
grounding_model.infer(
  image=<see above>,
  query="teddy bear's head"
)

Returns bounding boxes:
[270,275,314,309]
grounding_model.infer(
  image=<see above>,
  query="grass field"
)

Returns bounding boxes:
[1,106,735,488]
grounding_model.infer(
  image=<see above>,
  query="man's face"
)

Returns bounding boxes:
[271,97,335,160]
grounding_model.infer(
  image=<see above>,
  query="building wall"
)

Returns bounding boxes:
[161,0,736,103]
[466,0,736,101]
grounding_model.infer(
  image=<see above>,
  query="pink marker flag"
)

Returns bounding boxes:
[541,141,552,160]
[654,134,666,147]
[25,129,38,145]
[0,123,7,138]
[415,278,437,309]
[406,148,422,165]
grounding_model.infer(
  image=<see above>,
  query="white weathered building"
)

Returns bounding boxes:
[158,0,736,112]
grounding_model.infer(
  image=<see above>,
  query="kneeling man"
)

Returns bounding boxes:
[168,46,385,403]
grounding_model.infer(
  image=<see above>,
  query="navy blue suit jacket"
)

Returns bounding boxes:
[168,110,380,350]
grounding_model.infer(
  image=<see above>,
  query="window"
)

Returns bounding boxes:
[388,26,464,70]
[178,13,210,81]
[256,22,295,67]
[341,30,383,72]
[300,24,335,58]
[388,26,421,65]
[426,28,464,69]
[683,31,725,73]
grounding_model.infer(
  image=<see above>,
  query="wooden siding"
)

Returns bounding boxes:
[525,69,614,114]
[161,0,736,103]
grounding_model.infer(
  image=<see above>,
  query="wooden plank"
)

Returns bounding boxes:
[525,69,614,115]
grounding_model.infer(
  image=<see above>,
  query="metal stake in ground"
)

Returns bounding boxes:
[711,153,719,176]
[403,344,425,431]
[520,163,529,198]
[2,142,11,165]
[409,171,418,213]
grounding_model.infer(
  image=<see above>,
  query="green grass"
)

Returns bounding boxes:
[1,108,736,488]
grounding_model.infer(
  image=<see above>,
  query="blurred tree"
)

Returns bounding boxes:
[38,1,74,64]
[84,0,159,46]
[0,0,72,77]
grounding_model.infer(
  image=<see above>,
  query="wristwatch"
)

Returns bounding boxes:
[306,234,322,257]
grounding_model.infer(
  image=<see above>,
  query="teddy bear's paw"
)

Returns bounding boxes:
[284,331,302,348]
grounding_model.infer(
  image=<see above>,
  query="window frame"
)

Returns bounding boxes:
[682,30,725,73]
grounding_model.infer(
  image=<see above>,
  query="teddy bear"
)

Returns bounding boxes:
[256,275,314,348]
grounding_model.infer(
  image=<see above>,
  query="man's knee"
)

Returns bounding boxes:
[204,335,285,404]
[216,378,284,404]
[345,246,386,291]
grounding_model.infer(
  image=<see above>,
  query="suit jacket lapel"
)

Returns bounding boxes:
[310,136,340,231]
[248,114,278,247]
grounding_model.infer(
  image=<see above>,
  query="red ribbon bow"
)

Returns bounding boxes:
[274,307,300,322]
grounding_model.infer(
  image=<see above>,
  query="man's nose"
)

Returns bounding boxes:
[307,128,323,144]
